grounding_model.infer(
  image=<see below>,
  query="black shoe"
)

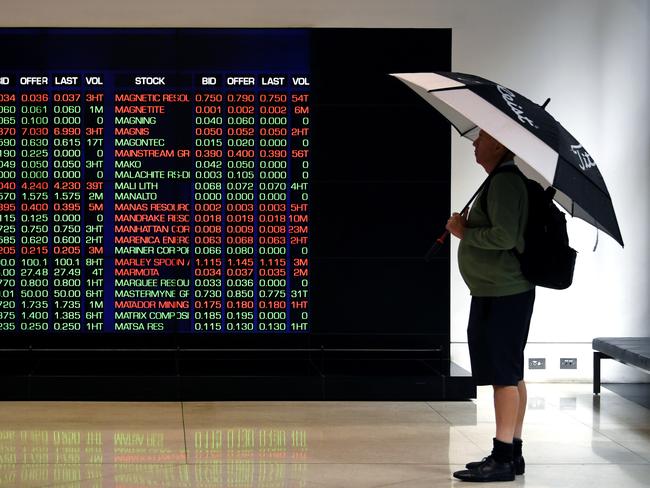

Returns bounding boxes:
[453,457,515,482]
[466,455,525,475]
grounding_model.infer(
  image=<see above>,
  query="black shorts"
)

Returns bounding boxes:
[467,289,535,386]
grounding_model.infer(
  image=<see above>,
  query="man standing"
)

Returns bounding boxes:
[446,129,535,482]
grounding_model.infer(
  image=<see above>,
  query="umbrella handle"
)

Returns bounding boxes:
[424,169,495,261]
[424,230,449,262]
[424,180,487,261]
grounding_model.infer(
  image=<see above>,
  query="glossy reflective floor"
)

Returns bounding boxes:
[0,383,649,487]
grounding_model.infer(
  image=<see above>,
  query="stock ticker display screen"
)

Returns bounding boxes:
[0,29,451,341]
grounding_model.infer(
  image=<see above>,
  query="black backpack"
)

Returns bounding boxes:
[480,165,577,290]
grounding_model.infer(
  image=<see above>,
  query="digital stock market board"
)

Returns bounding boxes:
[0,28,452,345]
[1,73,311,335]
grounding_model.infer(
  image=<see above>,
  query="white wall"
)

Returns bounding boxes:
[444,0,650,382]
[3,0,649,382]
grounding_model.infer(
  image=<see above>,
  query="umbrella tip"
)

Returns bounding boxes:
[541,98,551,110]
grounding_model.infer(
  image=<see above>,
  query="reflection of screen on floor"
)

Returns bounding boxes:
[0,28,451,337]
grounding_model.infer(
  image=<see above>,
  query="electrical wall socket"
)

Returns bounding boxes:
[528,358,546,369]
[560,358,577,369]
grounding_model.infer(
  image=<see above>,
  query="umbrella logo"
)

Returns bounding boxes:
[497,85,539,129]
[570,144,597,171]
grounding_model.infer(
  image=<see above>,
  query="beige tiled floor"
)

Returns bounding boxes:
[0,383,649,487]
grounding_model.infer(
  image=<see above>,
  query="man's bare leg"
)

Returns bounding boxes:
[494,385,519,442]
[514,380,527,439]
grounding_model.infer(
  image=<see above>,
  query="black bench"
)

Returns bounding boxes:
[592,337,650,394]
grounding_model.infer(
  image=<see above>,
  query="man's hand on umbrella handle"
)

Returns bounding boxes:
[445,211,467,239]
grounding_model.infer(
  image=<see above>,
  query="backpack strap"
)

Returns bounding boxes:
[478,164,523,220]
[478,164,528,258]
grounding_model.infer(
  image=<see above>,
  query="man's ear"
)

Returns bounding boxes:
[493,140,508,157]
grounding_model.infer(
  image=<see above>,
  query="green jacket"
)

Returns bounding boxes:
[458,165,534,297]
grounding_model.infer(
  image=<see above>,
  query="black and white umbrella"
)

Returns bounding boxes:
[391,71,624,247]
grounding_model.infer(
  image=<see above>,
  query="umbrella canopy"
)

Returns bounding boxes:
[391,71,624,247]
